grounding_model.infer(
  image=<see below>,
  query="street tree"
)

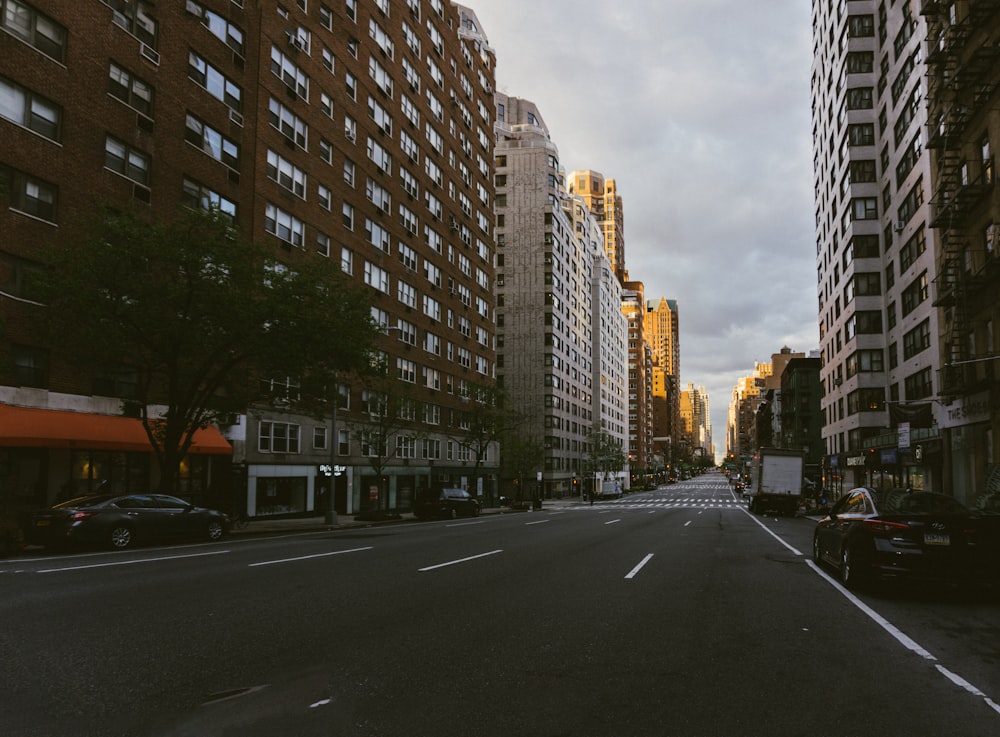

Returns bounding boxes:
[350,355,425,515]
[498,422,544,505]
[445,382,514,505]
[36,204,379,493]
[585,425,627,497]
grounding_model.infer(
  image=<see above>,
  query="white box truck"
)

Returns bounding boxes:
[748,448,804,516]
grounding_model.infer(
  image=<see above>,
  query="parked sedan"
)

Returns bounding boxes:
[25,493,229,550]
[413,488,481,520]
[813,487,1000,590]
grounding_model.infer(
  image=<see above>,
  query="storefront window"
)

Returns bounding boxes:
[255,476,306,516]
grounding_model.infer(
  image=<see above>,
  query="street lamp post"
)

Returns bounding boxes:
[324,377,339,526]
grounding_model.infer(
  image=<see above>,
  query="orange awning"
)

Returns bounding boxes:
[0,405,232,455]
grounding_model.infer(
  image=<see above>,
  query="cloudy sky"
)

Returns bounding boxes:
[470,0,818,458]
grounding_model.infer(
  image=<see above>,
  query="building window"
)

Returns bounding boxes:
[264,202,305,247]
[187,1,244,54]
[0,163,57,222]
[846,88,873,110]
[268,97,307,147]
[313,425,328,450]
[900,271,928,316]
[258,421,301,453]
[0,74,62,140]
[185,114,240,168]
[904,367,933,400]
[108,62,155,117]
[12,344,48,387]
[188,52,242,112]
[104,136,150,184]
[266,148,306,197]
[2,0,67,61]
[182,177,236,219]
[316,231,330,257]
[183,177,236,220]
[902,319,931,360]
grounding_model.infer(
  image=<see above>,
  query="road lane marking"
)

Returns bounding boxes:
[740,508,803,556]
[249,547,372,567]
[418,549,503,572]
[446,519,488,528]
[525,520,550,526]
[684,521,692,527]
[38,550,230,573]
[806,559,1000,717]
[625,554,654,579]
[605,519,621,525]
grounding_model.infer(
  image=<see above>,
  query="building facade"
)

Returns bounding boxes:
[923,0,1000,505]
[568,170,626,282]
[494,94,608,498]
[0,0,500,516]
[811,0,946,495]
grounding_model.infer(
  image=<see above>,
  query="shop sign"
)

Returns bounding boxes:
[898,421,910,449]
[846,455,866,467]
[946,391,991,426]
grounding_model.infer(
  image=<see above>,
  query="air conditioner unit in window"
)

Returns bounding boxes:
[288,34,304,51]
[894,221,905,232]
[139,43,160,65]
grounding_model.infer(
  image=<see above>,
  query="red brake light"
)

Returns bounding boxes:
[863,518,910,535]
[70,511,97,521]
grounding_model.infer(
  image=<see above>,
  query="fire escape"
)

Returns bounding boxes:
[923,0,1000,397]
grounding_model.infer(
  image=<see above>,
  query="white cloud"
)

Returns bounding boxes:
[472,0,818,458]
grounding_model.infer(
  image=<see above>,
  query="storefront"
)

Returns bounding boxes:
[942,391,995,509]
[0,404,233,510]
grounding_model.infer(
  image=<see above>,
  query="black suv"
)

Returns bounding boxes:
[413,488,481,520]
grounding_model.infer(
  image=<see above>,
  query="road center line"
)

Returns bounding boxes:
[740,508,803,556]
[249,546,372,567]
[419,549,503,572]
[38,550,230,573]
[625,553,654,579]
[805,559,1000,717]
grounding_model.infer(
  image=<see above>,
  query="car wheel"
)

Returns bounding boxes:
[110,525,133,550]
[449,508,458,520]
[207,520,225,542]
[840,546,865,590]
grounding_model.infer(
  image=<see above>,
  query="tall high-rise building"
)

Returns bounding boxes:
[644,296,680,465]
[621,279,652,474]
[680,383,712,461]
[494,95,625,497]
[568,170,626,281]
[811,1,946,494]
[922,2,1000,501]
[0,0,499,515]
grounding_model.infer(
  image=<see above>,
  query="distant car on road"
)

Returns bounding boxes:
[413,488,480,520]
[813,487,1000,590]
[25,493,229,550]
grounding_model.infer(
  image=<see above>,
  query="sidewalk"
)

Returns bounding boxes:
[231,497,585,536]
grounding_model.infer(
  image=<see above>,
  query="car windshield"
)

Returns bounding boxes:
[877,490,969,515]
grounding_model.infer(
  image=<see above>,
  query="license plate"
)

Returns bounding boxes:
[35,519,50,527]
[924,533,950,546]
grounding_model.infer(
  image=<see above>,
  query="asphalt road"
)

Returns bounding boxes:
[3,471,998,737]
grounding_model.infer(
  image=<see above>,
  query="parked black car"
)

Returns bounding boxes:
[413,488,481,520]
[813,487,1000,590]
[25,493,229,550]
